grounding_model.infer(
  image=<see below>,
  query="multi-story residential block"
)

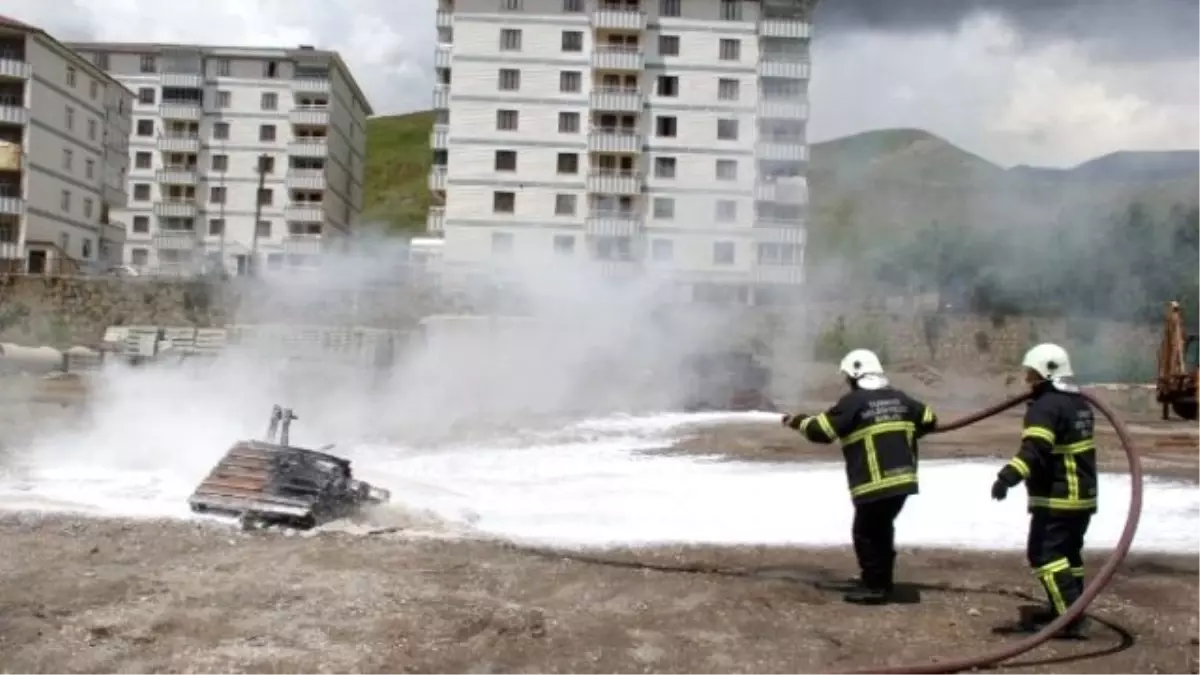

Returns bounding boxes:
[430,0,812,303]
[66,41,372,275]
[0,14,132,275]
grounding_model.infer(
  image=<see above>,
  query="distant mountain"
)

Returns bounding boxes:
[1012,150,1200,183]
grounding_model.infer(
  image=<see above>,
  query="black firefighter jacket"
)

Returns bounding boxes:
[788,387,938,504]
[997,384,1099,515]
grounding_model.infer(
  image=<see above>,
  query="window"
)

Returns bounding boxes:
[85,158,96,179]
[62,149,73,171]
[498,68,520,91]
[136,119,154,136]
[135,152,152,169]
[133,184,151,201]
[92,52,110,70]
[217,59,231,76]
[89,81,98,99]
[211,154,228,171]
[716,159,737,180]
[60,189,71,212]
[717,118,739,140]
[500,0,522,10]
[493,191,516,213]
[496,109,519,130]
[257,188,274,206]
[83,198,94,219]
[757,242,803,266]
[258,156,275,173]
[656,76,678,97]
[655,116,677,138]
[65,106,74,131]
[559,71,581,93]
[554,194,576,215]
[718,78,740,101]
[660,0,681,16]
[563,0,584,11]
[658,35,679,56]
[204,219,223,235]
[558,111,580,133]
[87,119,97,141]
[261,92,278,110]
[500,28,522,51]
[66,66,77,87]
[553,234,575,254]
[213,122,230,140]
[132,216,150,233]
[217,91,231,108]
[264,61,279,78]
[209,186,226,204]
[716,199,737,222]
[653,157,676,178]
[495,150,517,171]
[556,153,579,174]
[720,0,742,20]
[139,55,156,73]
[653,197,675,219]
[138,87,155,104]
[256,220,272,238]
[651,238,673,261]
[259,125,276,142]
[713,241,736,264]
[561,31,583,52]
[719,39,741,61]
[491,231,514,254]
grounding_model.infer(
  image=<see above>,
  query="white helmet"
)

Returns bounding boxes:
[1022,343,1074,379]
[840,348,888,390]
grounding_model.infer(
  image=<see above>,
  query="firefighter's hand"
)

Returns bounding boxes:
[781,414,794,427]
[781,414,804,429]
[991,479,1009,501]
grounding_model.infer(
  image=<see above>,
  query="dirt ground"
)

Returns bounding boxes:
[0,370,1197,673]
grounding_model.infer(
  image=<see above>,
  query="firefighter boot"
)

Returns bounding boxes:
[843,565,892,605]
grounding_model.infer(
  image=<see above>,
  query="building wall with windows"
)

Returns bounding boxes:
[431,0,812,302]
[66,41,372,275]
[0,14,132,275]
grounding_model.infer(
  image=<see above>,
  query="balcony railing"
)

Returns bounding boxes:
[430,124,448,149]
[160,72,205,88]
[0,103,27,125]
[292,77,331,93]
[757,99,810,120]
[434,44,451,69]
[153,200,198,218]
[591,46,644,71]
[432,85,450,110]
[283,234,324,254]
[586,170,641,195]
[591,7,647,31]
[588,127,642,153]
[757,57,811,80]
[286,203,325,222]
[159,101,203,121]
[0,195,24,215]
[427,206,445,234]
[585,212,642,237]
[752,222,807,244]
[286,169,327,190]
[589,87,642,112]
[289,138,328,156]
[436,9,452,28]
[755,140,809,162]
[428,166,447,191]
[754,178,809,204]
[758,18,812,39]
[156,167,198,185]
[289,105,330,126]
[157,133,201,153]
[0,57,32,79]
[155,231,202,250]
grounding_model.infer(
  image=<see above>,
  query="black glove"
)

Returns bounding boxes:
[991,479,1009,501]
[781,414,795,428]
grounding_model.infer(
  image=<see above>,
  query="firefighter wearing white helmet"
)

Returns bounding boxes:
[781,348,938,605]
[991,342,1096,640]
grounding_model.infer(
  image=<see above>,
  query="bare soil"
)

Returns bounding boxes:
[0,370,1197,673]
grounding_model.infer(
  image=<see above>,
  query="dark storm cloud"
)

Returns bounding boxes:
[816,0,1199,61]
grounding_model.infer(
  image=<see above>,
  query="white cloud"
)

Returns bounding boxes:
[0,0,1193,166]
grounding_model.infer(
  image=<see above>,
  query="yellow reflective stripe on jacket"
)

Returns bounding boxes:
[1029,496,1097,510]
[1053,439,1095,455]
[921,406,935,424]
[1007,457,1031,478]
[1022,425,1055,444]
[850,471,917,498]
[841,421,915,446]
[798,416,815,435]
[814,413,838,440]
[841,421,917,494]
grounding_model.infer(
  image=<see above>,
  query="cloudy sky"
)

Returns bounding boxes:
[1,0,1195,167]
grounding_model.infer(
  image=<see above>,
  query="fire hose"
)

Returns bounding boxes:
[491,390,1145,674]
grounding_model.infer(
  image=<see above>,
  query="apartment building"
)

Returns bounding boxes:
[0,15,132,275]
[66,41,372,276]
[430,0,812,303]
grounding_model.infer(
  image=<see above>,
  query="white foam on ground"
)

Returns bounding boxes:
[0,410,1195,554]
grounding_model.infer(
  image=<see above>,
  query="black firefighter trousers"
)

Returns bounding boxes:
[851,494,908,591]
[1027,511,1092,618]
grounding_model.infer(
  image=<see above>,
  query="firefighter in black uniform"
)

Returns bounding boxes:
[991,342,1096,639]
[782,348,938,605]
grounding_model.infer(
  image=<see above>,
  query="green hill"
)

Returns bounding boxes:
[362,112,436,233]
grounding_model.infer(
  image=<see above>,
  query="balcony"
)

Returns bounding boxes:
[591,7,647,31]
[290,105,330,126]
[0,196,24,215]
[289,138,328,157]
[0,57,31,79]
[428,166,447,191]
[585,213,642,237]
[160,72,205,88]
[286,169,327,190]
[155,231,202,250]
[436,9,452,28]
[432,85,449,110]
[758,18,812,39]
[427,206,445,234]
[755,140,808,162]
[103,184,126,208]
[587,170,641,195]
[286,203,325,222]
[156,167,198,185]
[753,265,804,285]
[753,222,807,244]
[758,99,810,120]
[754,178,809,204]
[430,124,448,150]
[157,133,201,153]
[153,200,199,218]
[284,234,324,254]
[159,101,203,121]
[591,46,644,71]
[292,77,331,94]
[434,44,451,69]
[0,103,27,125]
[588,127,641,153]
[589,88,642,113]
[758,57,811,80]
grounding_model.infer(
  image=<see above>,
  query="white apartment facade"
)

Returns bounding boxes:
[66,41,372,276]
[430,0,812,303]
[0,14,132,275]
